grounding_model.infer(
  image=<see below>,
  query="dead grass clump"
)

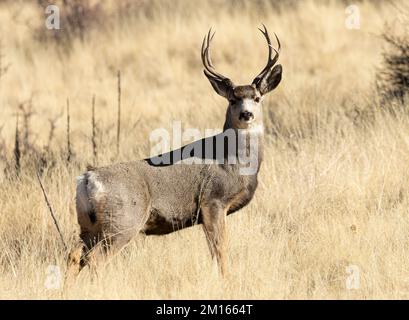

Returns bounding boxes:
[377,8,409,104]
[36,0,105,46]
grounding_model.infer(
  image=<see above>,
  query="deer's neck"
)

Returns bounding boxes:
[145,118,264,173]
[222,120,264,175]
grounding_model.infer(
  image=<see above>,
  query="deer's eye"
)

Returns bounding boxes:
[254,97,260,103]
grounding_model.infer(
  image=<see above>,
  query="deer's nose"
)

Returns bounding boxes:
[239,111,254,121]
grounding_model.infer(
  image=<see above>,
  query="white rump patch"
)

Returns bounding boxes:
[76,174,92,215]
[86,171,106,202]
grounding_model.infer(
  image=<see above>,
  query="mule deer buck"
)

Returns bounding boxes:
[67,26,282,279]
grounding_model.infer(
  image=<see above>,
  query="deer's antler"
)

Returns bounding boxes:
[201,29,235,89]
[252,24,281,88]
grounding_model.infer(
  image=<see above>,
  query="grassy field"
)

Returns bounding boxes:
[0,0,409,299]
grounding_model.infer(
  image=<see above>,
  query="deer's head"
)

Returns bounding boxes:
[202,25,282,130]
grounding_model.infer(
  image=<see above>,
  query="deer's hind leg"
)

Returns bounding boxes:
[76,205,151,276]
[65,229,129,284]
[65,240,86,287]
[68,170,151,279]
[201,200,228,277]
[64,229,101,287]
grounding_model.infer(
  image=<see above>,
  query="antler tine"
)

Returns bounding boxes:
[274,32,281,54]
[205,29,216,70]
[260,24,272,63]
[252,24,280,85]
[201,31,215,78]
[201,28,230,81]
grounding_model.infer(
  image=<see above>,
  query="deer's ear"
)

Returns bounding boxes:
[204,71,233,99]
[258,64,282,95]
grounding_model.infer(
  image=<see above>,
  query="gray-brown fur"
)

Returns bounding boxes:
[67,27,282,279]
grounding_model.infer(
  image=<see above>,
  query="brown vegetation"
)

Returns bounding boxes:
[0,0,408,299]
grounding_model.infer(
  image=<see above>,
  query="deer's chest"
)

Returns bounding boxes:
[226,176,258,214]
[206,171,259,214]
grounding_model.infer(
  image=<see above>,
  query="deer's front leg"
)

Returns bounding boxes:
[201,201,228,277]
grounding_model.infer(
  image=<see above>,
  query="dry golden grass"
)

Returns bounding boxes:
[1,0,409,299]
